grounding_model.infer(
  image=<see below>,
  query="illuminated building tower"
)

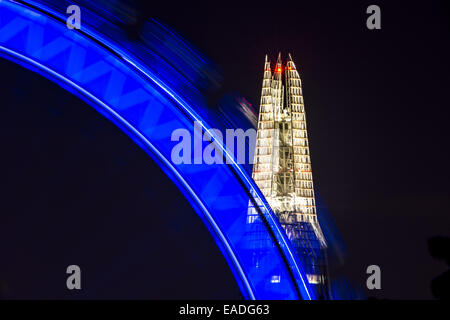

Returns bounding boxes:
[250,53,329,297]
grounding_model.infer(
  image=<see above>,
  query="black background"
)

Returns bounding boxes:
[1,0,450,299]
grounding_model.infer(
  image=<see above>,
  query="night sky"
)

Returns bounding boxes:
[1,0,450,299]
[145,0,450,299]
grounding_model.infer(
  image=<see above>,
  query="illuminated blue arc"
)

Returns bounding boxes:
[0,0,314,300]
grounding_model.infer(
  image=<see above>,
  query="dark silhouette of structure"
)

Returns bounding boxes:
[428,236,450,299]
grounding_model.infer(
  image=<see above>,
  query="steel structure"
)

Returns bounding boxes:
[249,53,328,297]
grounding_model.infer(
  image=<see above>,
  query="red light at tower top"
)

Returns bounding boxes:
[277,67,281,72]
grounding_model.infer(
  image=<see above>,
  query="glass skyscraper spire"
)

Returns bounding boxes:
[249,53,329,298]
